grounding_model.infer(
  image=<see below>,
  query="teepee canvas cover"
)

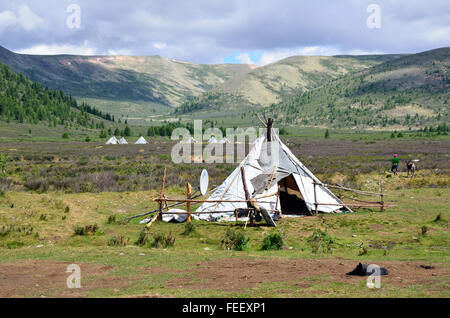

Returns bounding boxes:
[105,136,119,145]
[135,136,148,144]
[208,137,218,144]
[218,137,231,144]
[195,130,349,221]
[180,137,198,144]
[118,137,128,144]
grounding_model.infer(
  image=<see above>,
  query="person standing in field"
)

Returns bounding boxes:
[391,154,399,175]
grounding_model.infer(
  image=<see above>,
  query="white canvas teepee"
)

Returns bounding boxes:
[135,136,148,144]
[118,137,128,144]
[218,137,231,144]
[208,136,218,144]
[180,137,198,144]
[195,129,349,221]
[105,136,119,145]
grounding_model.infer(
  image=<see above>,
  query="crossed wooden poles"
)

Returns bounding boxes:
[142,167,391,228]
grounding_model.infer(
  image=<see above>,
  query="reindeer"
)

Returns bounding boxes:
[406,160,416,178]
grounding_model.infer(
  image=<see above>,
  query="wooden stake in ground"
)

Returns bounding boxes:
[186,183,192,222]
[156,167,166,221]
[240,166,254,226]
[379,181,385,212]
[313,181,318,216]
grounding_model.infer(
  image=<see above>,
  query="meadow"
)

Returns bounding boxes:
[0,132,448,297]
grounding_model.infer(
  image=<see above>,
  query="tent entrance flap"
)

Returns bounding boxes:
[278,175,311,215]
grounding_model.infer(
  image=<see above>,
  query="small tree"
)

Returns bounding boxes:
[85,136,91,142]
[0,154,9,177]
[62,132,69,139]
[99,130,107,138]
[124,126,131,137]
[324,129,330,139]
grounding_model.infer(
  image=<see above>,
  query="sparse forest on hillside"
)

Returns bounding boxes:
[0,64,114,129]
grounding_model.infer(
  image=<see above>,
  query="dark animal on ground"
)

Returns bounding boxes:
[346,263,389,276]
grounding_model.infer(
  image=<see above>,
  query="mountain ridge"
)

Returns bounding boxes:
[0,46,402,118]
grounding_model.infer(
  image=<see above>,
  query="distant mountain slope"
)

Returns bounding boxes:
[0,62,112,127]
[266,47,449,128]
[0,46,403,119]
[176,54,403,114]
[0,46,252,109]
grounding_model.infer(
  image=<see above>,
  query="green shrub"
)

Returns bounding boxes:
[64,206,70,213]
[62,132,69,139]
[108,235,129,246]
[307,228,335,253]
[85,136,91,142]
[221,228,250,251]
[261,231,284,250]
[6,240,24,249]
[107,215,116,224]
[151,231,176,248]
[421,226,428,236]
[74,224,99,236]
[182,222,196,235]
[135,230,149,246]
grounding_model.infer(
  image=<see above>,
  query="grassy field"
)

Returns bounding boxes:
[0,136,448,298]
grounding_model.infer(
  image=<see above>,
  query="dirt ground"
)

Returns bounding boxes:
[166,257,449,292]
[1,257,446,297]
[0,260,129,297]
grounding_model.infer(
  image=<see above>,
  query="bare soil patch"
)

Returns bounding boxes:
[0,260,129,297]
[166,257,449,292]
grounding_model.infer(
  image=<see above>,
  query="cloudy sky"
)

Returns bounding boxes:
[0,0,449,65]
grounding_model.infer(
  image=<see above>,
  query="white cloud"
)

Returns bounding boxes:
[235,53,254,64]
[153,42,167,50]
[0,11,18,32]
[16,42,98,55]
[257,46,341,66]
[107,48,132,55]
[17,4,48,32]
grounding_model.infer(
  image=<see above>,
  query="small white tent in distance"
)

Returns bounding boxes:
[218,137,231,144]
[135,136,148,144]
[180,137,198,144]
[105,136,119,145]
[118,137,128,144]
[208,136,218,144]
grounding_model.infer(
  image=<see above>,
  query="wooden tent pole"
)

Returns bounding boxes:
[240,166,253,226]
[267,118,273,141]
[186,183,192,222]
[313,181,318,216]
[156,167,166,222]
[379,181,385,212]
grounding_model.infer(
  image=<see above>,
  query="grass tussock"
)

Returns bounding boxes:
[261,231,284,250]
[74,224,100,236]
[307,228,336,254]
[221,228,250,251]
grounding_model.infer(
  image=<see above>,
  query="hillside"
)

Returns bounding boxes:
[0,46,401,120]
[0,63,117,141]
[264,47,450,129]
[0,46,251,115]
[175,54,403,114]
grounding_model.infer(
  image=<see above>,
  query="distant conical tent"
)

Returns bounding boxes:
[180,137,198,143]
[135,136,148,144]
[118,137,128,144]
[105,136,119,145]
[208,136,218,144]
[195,123,350,221]
[218,137,231,144]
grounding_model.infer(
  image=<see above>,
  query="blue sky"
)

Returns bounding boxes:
[0,0,448,65]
